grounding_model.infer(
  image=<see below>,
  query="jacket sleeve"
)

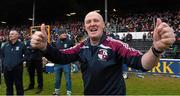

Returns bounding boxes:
[44,43,82,64]
[21,42,28,62]
[1,42,7,65]
[116,41,148,71]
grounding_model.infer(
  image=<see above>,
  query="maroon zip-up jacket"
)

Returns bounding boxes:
[44,33,147,95]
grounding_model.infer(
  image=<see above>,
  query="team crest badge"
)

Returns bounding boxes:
[15,46,20,51]
[97,49,108,61]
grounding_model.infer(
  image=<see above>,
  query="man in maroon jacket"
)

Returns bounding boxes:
[30,11,175,95]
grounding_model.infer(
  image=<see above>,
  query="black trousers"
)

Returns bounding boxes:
[4,64,24,95]
[27,60,43,88]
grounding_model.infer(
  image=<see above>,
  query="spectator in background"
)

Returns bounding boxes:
[122,64,128,79]
[2,30,26,95]
[114,33,120,40]
[147,32,152,41]
[52,26,60,34]
[109,32,116,39]
[24,37,43,94]
[53,31,74,96]
[30,11,175,95]
[121,33,126,42]
[143,32,147,41]
[175,28,180,41]
[126,32,133,42]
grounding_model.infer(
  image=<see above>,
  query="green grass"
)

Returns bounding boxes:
[0,69,180,95]
[126,74,180,95]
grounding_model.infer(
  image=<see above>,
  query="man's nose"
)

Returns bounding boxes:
[89,21,95,26]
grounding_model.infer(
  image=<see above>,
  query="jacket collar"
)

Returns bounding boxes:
[84,32,107,46]
[9,40,19,45]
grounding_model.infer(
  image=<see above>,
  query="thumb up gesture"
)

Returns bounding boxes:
[153,18,175,52]
[30,24,48,50]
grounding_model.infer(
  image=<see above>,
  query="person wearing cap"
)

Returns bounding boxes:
[30,11,175,95]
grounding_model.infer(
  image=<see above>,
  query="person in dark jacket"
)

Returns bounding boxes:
[53,31,74,95]
[30,11,175,95]
[126,32,132,42]
[2,30,26,95]
[24,38,43,94]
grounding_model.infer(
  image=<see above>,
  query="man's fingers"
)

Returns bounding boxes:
[33,31,47,42]
[33,36,42,42]
[160,38,176,45]
[41,24,47,37]
[155,18,162,28]
[153,18,176,51]
[31,38,40,45]
[41,24,46,33]
[30,25,48,50]
[157,23,170,36]
[161,30,175,39]
[30,40,39,48]
[153,18,162,41]
[153,21,173,41]
[154,40,173,51]
[30,43,38,48]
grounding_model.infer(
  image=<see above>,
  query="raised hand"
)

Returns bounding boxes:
[30,24,48,50]
[153,18,175,52]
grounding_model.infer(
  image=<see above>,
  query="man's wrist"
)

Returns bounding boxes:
[152,44,164,53]
[41,43,48,51]
[151,45,163,57]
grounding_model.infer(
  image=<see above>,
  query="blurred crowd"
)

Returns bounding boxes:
[0,10,179,46]
[106,10,179,32]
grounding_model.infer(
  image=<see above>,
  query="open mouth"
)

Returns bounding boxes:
[90,28,98,32]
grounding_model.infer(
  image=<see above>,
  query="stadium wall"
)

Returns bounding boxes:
[116,32,150,39]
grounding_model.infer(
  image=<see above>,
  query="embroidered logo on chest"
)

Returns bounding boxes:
[16,46,20,51]
[97,49,108,61]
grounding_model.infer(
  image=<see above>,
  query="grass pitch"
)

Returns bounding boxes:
[0,69,180,95]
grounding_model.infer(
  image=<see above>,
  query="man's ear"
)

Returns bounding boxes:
[103,23,105,31]
[103,26,106,32]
